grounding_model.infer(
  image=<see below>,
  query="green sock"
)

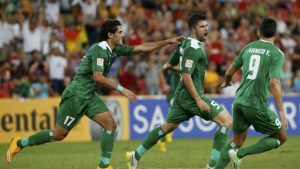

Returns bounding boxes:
[17,130,54,148]
[237,136,280,158]
[99,129,116,168]
[215,142,236,169]
[160,136,166,142]
[135,126,165,161]
[208,126,229,167]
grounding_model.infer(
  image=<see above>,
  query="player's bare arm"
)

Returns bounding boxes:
[182,73,210,113]
[132,36,185,53]
[270,78,288,129]
[93,71,136,102]
[159,70,170,94]
[163,63,181,72]
[220,65,238,88]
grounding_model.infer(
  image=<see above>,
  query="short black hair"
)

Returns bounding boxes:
[100,19,122,41]
[188,13,207,30]
[259,18,277,38]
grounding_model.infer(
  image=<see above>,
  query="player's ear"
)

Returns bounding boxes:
[256,30,261,38]
[108,32,114,39]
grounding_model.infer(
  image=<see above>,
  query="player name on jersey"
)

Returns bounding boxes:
[248,47,270,56]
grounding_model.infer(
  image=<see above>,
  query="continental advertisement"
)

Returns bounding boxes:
[0,98,90,144]
[1,95,300,143]
[0,96,130,144]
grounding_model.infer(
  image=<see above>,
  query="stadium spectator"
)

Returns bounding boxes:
[0,0,300,97]
[72,0,100,44]
[30,74,49,98]
[47,42,67,95]
[12,75,31,99]
[204,62,221,94]
[44,0,60,25]
[293,69,300,93]
[145,53,161,95]
[119,64,139,94]
[21,13,44,65]
[0,61,15,98]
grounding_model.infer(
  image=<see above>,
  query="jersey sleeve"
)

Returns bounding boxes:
[269,53,284,80]
[168,46,180,66]
[232,47,246,69]
[181,47,200,74]
[91,48,106,72]
[114,45,134,56]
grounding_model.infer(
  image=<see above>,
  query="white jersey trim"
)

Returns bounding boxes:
[98,41,112,52]
[188,37,202,49]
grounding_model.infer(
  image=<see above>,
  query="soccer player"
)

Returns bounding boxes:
[156,53,181,152]
[126,13,232,169]
[6,19,184,169]
[215,18,288,169]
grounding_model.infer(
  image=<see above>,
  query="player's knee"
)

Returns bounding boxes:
[105,121,117,131]
[220,116,233,129]
[162,123,177,134]
[53,132,68,141]
[279,134,287,145]
[232,138,244,148]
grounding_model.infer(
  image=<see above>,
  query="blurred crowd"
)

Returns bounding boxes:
[0,0,300,99]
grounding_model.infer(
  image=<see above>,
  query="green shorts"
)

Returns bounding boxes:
[166,95,224,123]
[56,90,109,130]
[233,103,282,134]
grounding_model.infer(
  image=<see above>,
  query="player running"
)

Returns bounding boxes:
[215,18,288,169]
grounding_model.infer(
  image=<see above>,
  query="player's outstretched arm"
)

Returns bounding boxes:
[93,71,136,102]
[270,78,288,129]
[182,73,210,113]
[132,36,185,53]
[220,65,238,88]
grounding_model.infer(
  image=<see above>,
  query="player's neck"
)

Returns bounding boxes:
[106,40,116,50]
[260,37,275,43]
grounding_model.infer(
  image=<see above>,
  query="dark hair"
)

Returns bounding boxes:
[259,18,277,38]
[188,13,207,30]
[99,19,122,41]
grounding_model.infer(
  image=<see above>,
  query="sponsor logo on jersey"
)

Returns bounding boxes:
[185,59,193,68]
[97,58,104,67]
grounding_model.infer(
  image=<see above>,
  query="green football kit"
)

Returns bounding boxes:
[166,37,224,123]
[57,41,134,130]
[232,39,284,134]
[14,41,134,168]
[133,37,229,169]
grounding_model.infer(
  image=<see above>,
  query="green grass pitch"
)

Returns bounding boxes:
[1,136,299,169]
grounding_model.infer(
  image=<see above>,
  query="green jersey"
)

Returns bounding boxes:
[174,37,207,98]
[233,39,284,110]
[66,41,134,99]
[165,46,181,102]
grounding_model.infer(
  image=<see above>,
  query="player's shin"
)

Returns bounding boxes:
[214,141,237,169]
[208,126,230,168]
[135,125,166,161]
[99,129,116,168]
[17,130,54,148]
[237,136,281,158]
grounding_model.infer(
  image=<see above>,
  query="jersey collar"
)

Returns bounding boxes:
[98,41,112,52]
[188,37,204,45]
[259,39,274,44]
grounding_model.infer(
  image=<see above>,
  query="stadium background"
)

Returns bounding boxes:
[0,0,300,168]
